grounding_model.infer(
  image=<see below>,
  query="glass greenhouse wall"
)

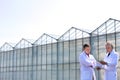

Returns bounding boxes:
[0,18,120,80]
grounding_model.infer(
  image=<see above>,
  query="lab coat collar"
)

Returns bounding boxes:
[83,51,90,57]
[106,49,115,56]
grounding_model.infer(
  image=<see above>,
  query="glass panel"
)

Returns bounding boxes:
[64,64,69,80]
[52,43,57,64]
[47,44,51,64]
[21,49,25,66]
[37,70,41,80]
[16,49,20,66]
[33,71,37,80]
[42,70,46,80]
[28,48,32,66]
[42,45,46,64]
[47,71,51,80]
[70,40,75,62]
[64,41,69,63]
[38,46,41,65]
[58,70,62,80]
[24,48,29,66]
[52,70,57,80]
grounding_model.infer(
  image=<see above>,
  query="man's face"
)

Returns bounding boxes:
[106,45,112,53]
[84,47,90,54]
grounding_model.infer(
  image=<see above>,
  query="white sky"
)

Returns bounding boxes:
[0,0,120,46]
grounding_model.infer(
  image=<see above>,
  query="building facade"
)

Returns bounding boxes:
[0,18,120,80]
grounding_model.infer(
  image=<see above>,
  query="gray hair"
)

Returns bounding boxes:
[105,42,113,49]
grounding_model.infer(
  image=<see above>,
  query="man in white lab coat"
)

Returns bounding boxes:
[99,42,119,80]
[79,44,96,80]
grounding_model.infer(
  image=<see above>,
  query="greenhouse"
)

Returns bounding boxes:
[0,18,120,80]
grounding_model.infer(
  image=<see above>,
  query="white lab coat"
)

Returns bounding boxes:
[79,51,96,80]
[103,50,119,80]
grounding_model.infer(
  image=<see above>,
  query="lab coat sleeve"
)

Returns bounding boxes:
[96,61,103,68]
[79,54,95,67]
[91,56,97,68]
[107,53,119,66]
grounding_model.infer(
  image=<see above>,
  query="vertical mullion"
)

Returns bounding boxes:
[97,29,99,60]
[97,29,100,80]
[16,48,18,80]
[35,46,39,80]
[69,31,70,80]
[56,39,58,80]
[82,32,84,45]
[27,45,30,80]
[5,52,6,80]
[31,44,34,80]
[23,41,25,80]
[46,36,47,80]
[51,40,53,80]
[3,52,4,80]
[105,22,107,41]
[12,47,15,80]
[20,47,21,80]
[75,29,78,80]
[0,53,1,80]
[8,51,10,80]
[62,38,64,80]
[0,51,2,79]
[114,20,117,51]
[41,43,42,80]
[36,45,38,80]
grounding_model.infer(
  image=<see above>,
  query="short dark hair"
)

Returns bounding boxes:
[83,44,90,50]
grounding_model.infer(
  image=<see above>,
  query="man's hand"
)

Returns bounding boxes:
[99,61,107,65]
[96,66,101,70]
